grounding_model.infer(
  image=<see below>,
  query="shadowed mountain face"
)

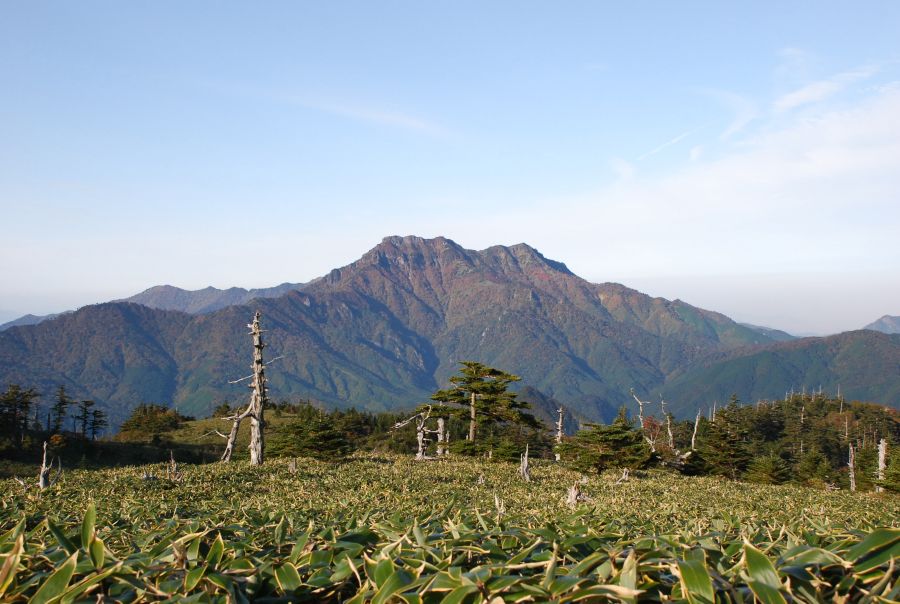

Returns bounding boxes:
[865,315,900,334]
[1,235,896,426]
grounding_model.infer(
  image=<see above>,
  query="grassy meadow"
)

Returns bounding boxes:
[1,454,898,602]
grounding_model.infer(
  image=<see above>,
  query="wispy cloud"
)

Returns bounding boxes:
[205,80,450,138]
[303,101,450,137]
[774,65,879,112]
[637,127,699,160]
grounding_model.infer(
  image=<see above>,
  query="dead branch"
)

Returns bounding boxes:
[227,355,284,384]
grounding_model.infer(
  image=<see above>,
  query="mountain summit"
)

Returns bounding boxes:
[0,236,896,425]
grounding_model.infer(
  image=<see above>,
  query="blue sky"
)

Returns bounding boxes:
[1,2,899,334]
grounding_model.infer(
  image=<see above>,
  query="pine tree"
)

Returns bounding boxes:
[699,402,752,480]
[268,414,354,460]
[794,448,833,486]
[50,386,73,435]
[88,408,108,440]
[75,400,95,439]
[558,406,653,474]
[879,449,900,493]
[746,452,791,484]
[431,361,536,443]
[0,384,39,446]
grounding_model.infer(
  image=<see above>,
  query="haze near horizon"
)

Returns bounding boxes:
[1,2,899,335]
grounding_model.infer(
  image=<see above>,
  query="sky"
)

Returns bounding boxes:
[1,2,899,335]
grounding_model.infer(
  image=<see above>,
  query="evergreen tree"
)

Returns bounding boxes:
[268,414,354,460]
[50,386,73,435]
[699,403,752,479]
[558,406,653,474]
[117,404,183,440]
[746,452,791,484]
[794,448,833,486]
[75,400,95,439]
[431,361,536,443]
[879,449,900,494]
[88,408,108,440]
[0,384,39,446]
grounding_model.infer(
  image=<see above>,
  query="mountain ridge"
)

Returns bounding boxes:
[1,236,897,425]
[865,315,900,334]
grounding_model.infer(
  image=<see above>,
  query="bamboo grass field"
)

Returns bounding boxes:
[2,455,898,602]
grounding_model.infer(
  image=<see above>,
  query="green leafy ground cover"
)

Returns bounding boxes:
[1,455,898,602]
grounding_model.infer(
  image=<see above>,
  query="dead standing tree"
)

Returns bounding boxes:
[876,438,887,493]
[220,311,270,465]
[630,388,657,452]
[393,405,449,460]
[555,406,564,461]
[14,441,62,491]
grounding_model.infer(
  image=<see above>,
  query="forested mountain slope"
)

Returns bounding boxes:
[1,236,896,425]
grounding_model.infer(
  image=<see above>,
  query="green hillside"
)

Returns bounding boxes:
[661,331,900,416]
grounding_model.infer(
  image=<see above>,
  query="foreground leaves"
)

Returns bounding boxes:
[1,455,897,602]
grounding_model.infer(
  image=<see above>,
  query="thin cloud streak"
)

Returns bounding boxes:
[636,127,699,160]
[774,65,879,112]
[303,100,451,137]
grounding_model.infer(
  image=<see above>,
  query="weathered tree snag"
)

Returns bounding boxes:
[248,312,268,466]
[37,441,62,490]
[630,388,656,452]
[555,407,564,461]
[219,312,270,464]
[436,417,447,456]
[615,468,630,484]
[220,404,253,462]
[876,438,887,493]
[566,482,588,507]
[393,406,437,460]
[661,397,675,451]
[848,443,856,492]
[691,408,702,451]
[166,450,183,482]
[519,444,531,482]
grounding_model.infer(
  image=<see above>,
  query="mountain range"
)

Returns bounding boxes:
[1,236,897,426]
[865,315,900,335]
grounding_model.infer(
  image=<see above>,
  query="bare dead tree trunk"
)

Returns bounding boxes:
[166,450,182,482]
[468,391,477,442]
[220,397,253,462]
[519,443,531,482]
[415,412,429,460]
[876,438,887,494]
[248,311,268,466]
[566,482,586,507]
[631,388,656,452]
[393,406,434,460]
[848,443,856,492]
[691,408,701,451]
[555,407,564,461]
[661,397,675,451]
[37,441,61,490]
[436,417,447,456]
